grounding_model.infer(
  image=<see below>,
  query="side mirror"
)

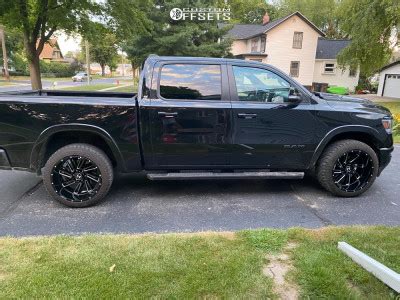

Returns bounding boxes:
[288,94,301,102]
[287,88,301,103]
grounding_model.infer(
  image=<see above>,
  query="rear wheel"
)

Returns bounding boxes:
[316,140,378,197]
[43,143,114,207]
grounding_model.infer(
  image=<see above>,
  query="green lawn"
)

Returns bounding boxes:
[56,83,116,91]
[0,227,399,298]
[379,102,400,143]
[0,81,15,86]
[108,84,137,93]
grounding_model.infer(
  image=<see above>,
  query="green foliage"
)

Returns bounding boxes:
[276,0,343,38]
[220,0,278,24]
[82,24,119,76]
[39,61,80,77]
[122,0,233,69]
[337,0,400,76]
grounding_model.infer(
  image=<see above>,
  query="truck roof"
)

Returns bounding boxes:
[146,55,270,67]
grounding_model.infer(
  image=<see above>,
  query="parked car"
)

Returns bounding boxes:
[0,56,394,207]
[72,72,92,82]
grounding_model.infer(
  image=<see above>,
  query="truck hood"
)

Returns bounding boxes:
[316,93,392,116]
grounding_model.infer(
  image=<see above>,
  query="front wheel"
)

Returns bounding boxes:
[316,140,378,197]
[43,143,114,207]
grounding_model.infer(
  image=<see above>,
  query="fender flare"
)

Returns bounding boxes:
[30,123,125,172]
[308,125,381,168]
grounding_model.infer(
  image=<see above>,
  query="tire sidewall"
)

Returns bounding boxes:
[43,144,113,208]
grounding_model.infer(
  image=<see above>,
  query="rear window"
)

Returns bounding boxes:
[159,64,221,100]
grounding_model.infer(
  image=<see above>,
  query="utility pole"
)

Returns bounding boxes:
[85,40,90,85]
[0,25,10,81]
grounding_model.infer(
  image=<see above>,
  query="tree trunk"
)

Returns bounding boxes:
[101,64,105,77]
[29,54,42,90]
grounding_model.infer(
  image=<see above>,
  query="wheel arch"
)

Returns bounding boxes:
[309,125,382,169]
[30,124,125,174]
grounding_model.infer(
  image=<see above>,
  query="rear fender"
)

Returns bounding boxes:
[30,123,125,173]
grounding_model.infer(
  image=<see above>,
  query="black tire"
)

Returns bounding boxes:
[43,143,114,208]
[316,139,378,197]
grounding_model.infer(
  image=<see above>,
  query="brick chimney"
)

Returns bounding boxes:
[262,12,270,25]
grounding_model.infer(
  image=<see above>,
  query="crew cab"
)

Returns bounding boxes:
[0,56,394,207]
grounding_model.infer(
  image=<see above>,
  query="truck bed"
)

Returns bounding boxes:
[0,89,141,173]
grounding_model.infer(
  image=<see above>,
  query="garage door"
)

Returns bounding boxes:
[383,74,400,98]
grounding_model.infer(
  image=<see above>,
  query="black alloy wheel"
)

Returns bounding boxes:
[51,155,102,202]
[332,150,374,193]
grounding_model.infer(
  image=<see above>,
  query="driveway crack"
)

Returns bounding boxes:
[290,183,332,226]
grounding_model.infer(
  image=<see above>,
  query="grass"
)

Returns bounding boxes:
[378,102,400,143]
[0,227,399,298]
[0,81,15,86]
[56,83,117,91]
[108,84,137,93]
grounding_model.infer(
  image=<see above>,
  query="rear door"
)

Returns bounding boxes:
[146,61,232,169]
[228,64,316,169]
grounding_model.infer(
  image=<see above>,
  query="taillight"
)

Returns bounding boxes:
[382,118,393,134]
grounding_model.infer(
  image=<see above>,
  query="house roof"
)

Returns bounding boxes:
[225,11,326,40]
[37,38,64,60]
[315,37,350,59]
[380,60,400,72]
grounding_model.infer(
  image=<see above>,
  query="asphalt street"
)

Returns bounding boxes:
[0,147,399,236]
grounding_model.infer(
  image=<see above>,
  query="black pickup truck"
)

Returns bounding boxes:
[0,56,394,207]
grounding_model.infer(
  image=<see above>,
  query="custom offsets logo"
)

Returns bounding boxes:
[170,7,231,21]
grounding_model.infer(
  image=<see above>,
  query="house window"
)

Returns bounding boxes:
[251,38,258,52]
[349,67,357,77]
[292,32,303,49]
[260,36,266,53]
[324,62,335,73]
[290,61,300,77]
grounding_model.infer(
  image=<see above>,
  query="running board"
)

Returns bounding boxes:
[147,171,304,181]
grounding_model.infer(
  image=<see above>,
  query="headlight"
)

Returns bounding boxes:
[382,118,393,134]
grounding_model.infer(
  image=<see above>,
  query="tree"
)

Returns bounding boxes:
[223,0,278,24]
[337,0,400,77]
[275,0,343,38]
[121,0,232,79]
[83,25,119,77]
[0,26,24,70]
[0,0,101,89]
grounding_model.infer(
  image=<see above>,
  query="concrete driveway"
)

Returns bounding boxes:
[0,147,399,236]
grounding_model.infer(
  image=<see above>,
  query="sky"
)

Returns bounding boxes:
[57,32,81,55]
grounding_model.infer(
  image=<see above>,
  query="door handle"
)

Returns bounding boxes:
[158,111,178,118]
[237,113,257,119]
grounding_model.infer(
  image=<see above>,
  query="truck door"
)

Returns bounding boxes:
[146,61,232,169]
[228,64,316,169]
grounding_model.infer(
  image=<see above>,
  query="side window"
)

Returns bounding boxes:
[232,66,293,103]
[159,64,221,100]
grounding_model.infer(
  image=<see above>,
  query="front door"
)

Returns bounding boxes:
[228,64,316,169]
[147,62,232,169]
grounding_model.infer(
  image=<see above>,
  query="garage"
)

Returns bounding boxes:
[378,61,400,98]
[383,74,400,97]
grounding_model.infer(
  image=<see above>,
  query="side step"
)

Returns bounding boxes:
[147,171,304,181]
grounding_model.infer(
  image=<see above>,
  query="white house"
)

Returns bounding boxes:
[225,11,360,92]
[377,61,400,98]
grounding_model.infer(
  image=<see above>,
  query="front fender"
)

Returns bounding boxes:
[30,123,125,172]
[309,125,381,168]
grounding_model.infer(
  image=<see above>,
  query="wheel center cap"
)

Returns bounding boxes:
[75,173,83,181]
[346,165,351,173]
